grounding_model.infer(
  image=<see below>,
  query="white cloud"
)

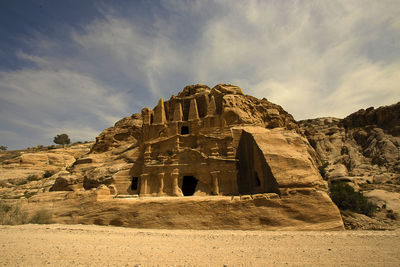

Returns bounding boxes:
[0,69,130,147]
[1,0,400,149]
[179,0,400,119]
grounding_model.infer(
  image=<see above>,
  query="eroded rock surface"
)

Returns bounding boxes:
[1,83,344,230]
[299,102,400,229]
[91,114,142,153]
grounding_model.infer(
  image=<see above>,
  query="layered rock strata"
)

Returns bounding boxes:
[1,84,344,230]
[299,102,400,228]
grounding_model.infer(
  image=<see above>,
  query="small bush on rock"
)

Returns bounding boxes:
[318,161,329,180]
[27,175,39,181]
[0,202,28,225]
[29,209,53,224]
[329,181,377,217]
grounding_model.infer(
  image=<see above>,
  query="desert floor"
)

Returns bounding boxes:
[0,224,399,266]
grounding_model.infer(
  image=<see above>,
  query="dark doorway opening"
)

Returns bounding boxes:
[181,176,198,196]
[131,177,138,191]
[181,126,189,135]
[254,172,261,187]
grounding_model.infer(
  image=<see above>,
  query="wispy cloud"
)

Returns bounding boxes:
[1,0,399,149]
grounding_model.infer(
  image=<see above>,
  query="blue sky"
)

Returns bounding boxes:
[1,0,399,150]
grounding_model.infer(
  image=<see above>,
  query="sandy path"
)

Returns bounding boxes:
[1,224,400,266]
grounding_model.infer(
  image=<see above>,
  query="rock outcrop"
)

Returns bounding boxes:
[0,143,91,183]
[299,102,400,229]
[1,84,344,230]
[299,102,400,183]
[91,114,142,153]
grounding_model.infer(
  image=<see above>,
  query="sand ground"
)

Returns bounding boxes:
[1,224,400,266]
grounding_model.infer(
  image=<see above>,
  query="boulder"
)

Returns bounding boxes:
[236,126,326,190]
[364,190,400,215]
[50,174,81,191]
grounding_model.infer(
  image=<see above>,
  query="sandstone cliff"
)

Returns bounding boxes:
[299,102,400,229]
[0,83,348,230]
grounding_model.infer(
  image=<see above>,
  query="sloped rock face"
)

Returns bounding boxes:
[91,114,142,153]
[20,191,343,230]
[343,102,400,135]
[0,143,91,182]
[235,126,326,192]
[299,103,400,181]
[299,102,400,229]
[49,114,143,194]
[0,143,92,200]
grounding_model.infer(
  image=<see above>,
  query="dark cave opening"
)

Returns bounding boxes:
[131,177,138,191]
[181,176,198,196]
[181,126,189,135]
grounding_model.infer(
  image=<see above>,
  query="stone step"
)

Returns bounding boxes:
[114,194,138,199]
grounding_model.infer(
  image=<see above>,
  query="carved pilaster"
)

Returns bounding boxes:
[158,172,165,196]
[140,173,148,196]
[210,171,220,195]
[171,168,183,197]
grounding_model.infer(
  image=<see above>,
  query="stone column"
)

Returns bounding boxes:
[140,173,148,196]
[158,172,165,196]
[210,171,220,195]
[171,168,183,197]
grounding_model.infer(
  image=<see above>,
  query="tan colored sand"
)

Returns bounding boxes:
[1,224,399,266]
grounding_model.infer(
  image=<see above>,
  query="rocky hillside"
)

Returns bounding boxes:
[0,84,398,230]
[299,102,400,229]
[0,143,93,199]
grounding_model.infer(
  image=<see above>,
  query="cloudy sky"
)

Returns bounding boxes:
[1,0,399,150]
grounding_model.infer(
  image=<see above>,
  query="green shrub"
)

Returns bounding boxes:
[1,203,12,213]
[0,202,28,225]
[318,161,329,180]
[23,191,37,199]
[329,181,377,217]
[29,209,53,224]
